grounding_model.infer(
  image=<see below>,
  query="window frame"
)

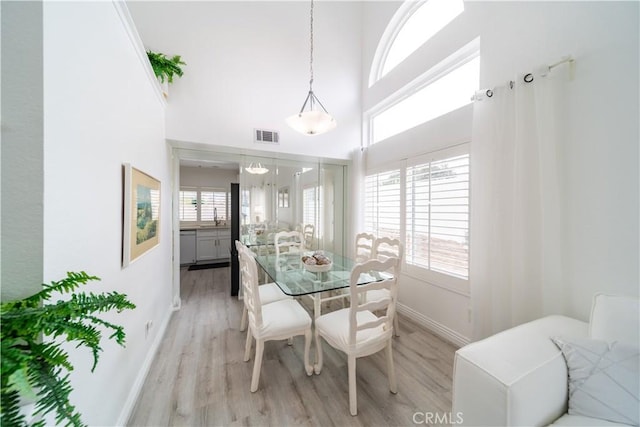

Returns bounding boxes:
[366,39,480,147]
[364,145,470,295]
[179,187,230,225]
[368,0,465,87]
[404,144,469,293]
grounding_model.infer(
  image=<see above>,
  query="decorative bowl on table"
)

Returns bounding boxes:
[302,252,332,273]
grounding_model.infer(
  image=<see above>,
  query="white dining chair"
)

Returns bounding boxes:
[275,230,304,256]
[314,257,400,416]
[355,232,376,263]
[235,241,291,332]
[239,246,313,392]
[303,224,315,250]
[368,237,404,337]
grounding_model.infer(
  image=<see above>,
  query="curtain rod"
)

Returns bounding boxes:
[471,55,574,101]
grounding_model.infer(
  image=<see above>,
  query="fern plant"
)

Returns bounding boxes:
[0,272,136,426]
[146,50,186,84]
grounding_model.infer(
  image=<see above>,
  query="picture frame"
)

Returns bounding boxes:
[122,163,161,267]
[278,187,289,208]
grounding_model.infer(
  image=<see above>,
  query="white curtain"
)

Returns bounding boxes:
[470,67,570,341]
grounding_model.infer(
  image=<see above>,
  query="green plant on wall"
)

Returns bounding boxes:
[0,272,136,427]
[146,50,186,84]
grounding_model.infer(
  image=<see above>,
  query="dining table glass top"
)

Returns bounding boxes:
[253,250,385,297]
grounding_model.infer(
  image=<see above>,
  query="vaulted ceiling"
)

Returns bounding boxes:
[128,1,373,160]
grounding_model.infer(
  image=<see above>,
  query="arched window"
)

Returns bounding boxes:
[369,0,464,87]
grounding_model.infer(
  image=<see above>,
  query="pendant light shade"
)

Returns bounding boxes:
[287,0,336,136]
[245,163,269,175]
[286,106,337,136]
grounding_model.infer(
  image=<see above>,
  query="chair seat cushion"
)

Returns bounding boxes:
[259,282,291,305]
[316,308,388,353]
[255,299,311,339]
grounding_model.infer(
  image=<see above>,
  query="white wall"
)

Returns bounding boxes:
[362,1,639,343]
[127,1,363,160]
[180,165,238,188]
[43,2,172,425]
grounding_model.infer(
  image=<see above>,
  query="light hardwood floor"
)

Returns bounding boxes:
[127,266,457,426]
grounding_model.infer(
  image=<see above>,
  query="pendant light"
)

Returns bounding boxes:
[245,163,269,175]
[286,0,337,136]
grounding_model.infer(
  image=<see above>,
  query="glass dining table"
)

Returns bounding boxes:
[252,249,382,320]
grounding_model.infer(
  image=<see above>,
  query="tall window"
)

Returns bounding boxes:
[179,188,229,223]
[364,169,401,240]
[364,145,469,285]
[406,150,469,279]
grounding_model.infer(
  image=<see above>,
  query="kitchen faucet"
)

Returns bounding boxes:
[214,207,220,226]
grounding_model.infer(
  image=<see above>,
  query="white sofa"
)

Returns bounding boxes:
[452,294,639,427]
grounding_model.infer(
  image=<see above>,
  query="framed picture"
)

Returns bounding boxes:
[122,163,160,267]
[278,187,289,208]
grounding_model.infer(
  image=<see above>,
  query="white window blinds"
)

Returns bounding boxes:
[364,169,401,240]
[179,189,229,223]
[200,191,228,221]
[406,152,469,279]
[303,186,323,235]
[364,146,469,286]
[179,190,198,222]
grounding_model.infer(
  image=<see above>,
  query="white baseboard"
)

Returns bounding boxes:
[116,304,173,426]
[397,303,470,348]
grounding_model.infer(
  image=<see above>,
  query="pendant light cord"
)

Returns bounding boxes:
[309,0,314,91]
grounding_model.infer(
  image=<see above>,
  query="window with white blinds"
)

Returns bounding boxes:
[406,151,469,279]
[200,191,228,221]
[179,188,229,223]
[179,190,198,222]
[364,145,469,286]
[364,169,401,240]
[303,186,322,236]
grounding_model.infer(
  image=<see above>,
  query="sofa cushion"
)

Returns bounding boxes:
[453,315,588,426]
[550,414,631,426]
[589,293,639,346]
[551,336,639,426]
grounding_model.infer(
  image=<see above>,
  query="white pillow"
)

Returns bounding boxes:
[589,293,639,346]
[551,336,639,426]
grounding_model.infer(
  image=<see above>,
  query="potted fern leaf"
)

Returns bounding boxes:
[0,271,136,426]
[146,50,186,97]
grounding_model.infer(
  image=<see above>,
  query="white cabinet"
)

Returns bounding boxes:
[196,230,217,261]
[195,228,231,262]
[216,229,231,260]
[180,231,196,264]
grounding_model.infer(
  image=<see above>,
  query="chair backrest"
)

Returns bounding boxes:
[275,230,304,256]
[235,240,244,290]
[355,232,376,263]
[348,257,399,346]
[373,237,404,270]
[303,224,315,249]
[239,246,263,329]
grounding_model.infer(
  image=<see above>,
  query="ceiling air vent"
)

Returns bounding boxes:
[254,129,280,144]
